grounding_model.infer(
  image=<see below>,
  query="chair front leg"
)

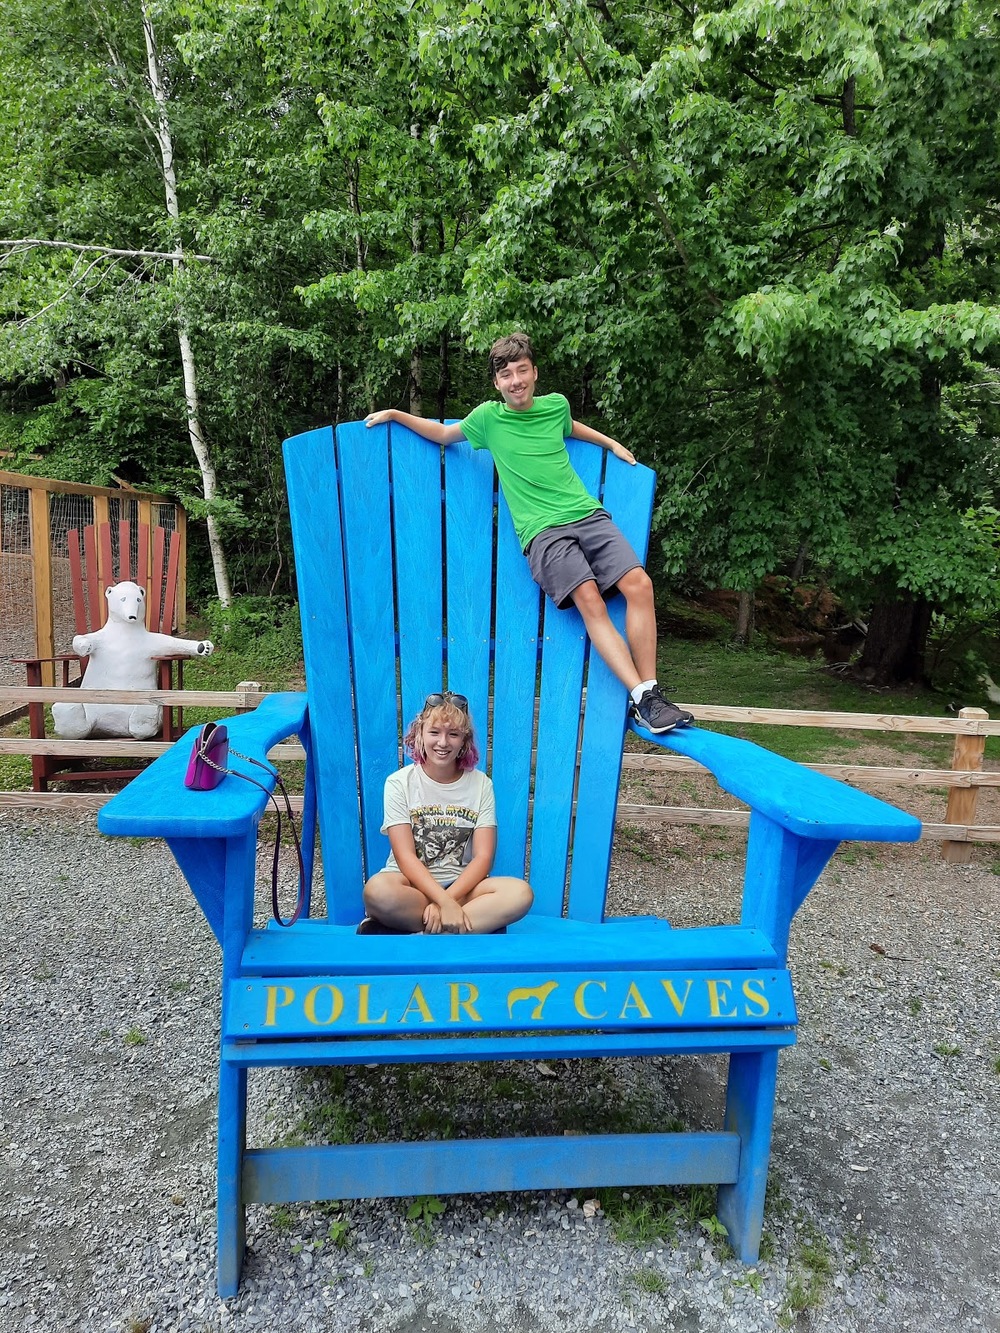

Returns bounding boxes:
[717,1048,780,1262]
[217,1060,248,1298]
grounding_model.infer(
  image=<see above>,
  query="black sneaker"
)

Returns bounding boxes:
[356,917,409,935]
[630,686,693,734]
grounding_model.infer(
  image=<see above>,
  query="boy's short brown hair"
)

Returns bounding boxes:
[488,332,535,381]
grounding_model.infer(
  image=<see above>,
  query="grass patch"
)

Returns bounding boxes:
[779,1224,834,1323]
[628,1267,669,1294]
[600,1182,725,1250]
[933,1042,961,1058]
[0,714,32,792]
[661,641,961,766]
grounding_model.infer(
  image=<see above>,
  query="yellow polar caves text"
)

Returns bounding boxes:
[256,974,776,1031]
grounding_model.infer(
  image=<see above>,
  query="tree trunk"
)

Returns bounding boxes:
[408,347,423,415]
[790,541,808,581]
[735,589,755,644]
[437,328,450,422]
[141,6,232,606]
[857,594,933,685]
[347,161,366,272]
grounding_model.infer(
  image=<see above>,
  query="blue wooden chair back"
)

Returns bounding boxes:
[284,420,653,925]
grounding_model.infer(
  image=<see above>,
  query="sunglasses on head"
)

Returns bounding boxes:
[423,691,469,712]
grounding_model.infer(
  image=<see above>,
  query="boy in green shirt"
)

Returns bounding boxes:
[365,332,692,734]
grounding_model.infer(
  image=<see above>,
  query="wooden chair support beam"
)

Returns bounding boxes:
[98,424,920,1297]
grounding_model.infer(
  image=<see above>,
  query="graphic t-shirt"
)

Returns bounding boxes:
[460,392,601,549]
[381,765,497,887]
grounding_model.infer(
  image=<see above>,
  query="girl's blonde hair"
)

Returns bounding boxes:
[404,698,480,772]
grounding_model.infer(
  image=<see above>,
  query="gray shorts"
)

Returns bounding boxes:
[525,509,642,609]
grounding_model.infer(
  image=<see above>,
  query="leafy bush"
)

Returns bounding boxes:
[202,596,303,673]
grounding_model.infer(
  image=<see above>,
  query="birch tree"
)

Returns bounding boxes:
[0,0,235,604]
[137,3,231,606]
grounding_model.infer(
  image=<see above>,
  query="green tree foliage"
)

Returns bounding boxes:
[2,0,998,680]
[410,0,1000,678]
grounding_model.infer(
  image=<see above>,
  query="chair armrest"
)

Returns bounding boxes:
[13,655,83,665]
[627,721,921,843]
[98,692,308,840]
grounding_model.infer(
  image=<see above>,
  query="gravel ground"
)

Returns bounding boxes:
[2,810,998,1333]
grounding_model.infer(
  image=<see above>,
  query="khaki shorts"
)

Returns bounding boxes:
[525,509,641,609]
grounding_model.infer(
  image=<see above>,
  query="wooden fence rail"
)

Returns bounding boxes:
[1,689,995,859]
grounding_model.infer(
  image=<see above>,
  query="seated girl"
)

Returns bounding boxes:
[360,691,533,935]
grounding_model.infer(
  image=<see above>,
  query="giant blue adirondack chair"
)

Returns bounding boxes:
[98,420,921,1296]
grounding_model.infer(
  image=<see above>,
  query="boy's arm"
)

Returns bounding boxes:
[365,407,465,446]
[570,418,636,465]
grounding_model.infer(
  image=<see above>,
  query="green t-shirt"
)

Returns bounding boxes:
[460,393,601,549]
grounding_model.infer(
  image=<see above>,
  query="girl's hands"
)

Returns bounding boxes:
[422,898,472,934]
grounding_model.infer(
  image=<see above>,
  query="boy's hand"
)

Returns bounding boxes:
[610,440,637,465]
[365,409,395,427]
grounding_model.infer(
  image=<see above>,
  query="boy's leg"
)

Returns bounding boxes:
[571,577,692,733]
[613,569,692,730]
[462,877,534,932]
[570,580,642,689]
[617,567,658,683]
[532,516,691,730]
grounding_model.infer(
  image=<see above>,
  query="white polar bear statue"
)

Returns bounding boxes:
[52,580,214,740]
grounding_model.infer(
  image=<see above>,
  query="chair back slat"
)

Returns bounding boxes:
[389,424,446,728]
[335,422,403,887]
[283,426,365,922]
[443,440,496,745]
[566,453,655,920]
[98,523,114,594]
[119,520,132,582]
[148,527,166,631]
[160,530,181,633]
[68,529,89,637]
[490,488,542,878]
[526,442,602,915]
[83,526,103,629]
[285,421,657,928]
[136,522,150,590]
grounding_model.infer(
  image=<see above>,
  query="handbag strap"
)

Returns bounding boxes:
[194,738,306,927]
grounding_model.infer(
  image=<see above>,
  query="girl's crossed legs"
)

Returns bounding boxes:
[363,871,532,934]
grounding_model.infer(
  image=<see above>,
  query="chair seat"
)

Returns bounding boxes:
[242,917,782,975]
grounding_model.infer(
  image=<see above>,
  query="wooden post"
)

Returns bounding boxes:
[942,706,989,864]
[29,486,55,687]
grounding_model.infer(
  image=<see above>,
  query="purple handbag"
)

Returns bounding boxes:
[181,720,306,927]
[184,722,229,790]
